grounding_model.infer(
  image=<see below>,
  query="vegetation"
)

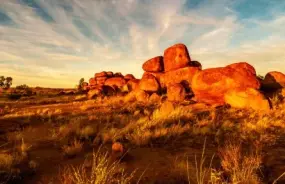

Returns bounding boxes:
[0,76,13,89]
[0,89,285,183]
[77,78,85,92]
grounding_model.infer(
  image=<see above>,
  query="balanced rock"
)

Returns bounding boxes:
[95,71,107,78]
[162,66,200,90]
[139,73,160,92]
[167,83,186,102]
[142,56,163,72]
[124,74,135,81]
[191,62,260,105]
[262,71,285,90]
[225,88,270,110]
[164,43,191,72]
[105,77,126,89]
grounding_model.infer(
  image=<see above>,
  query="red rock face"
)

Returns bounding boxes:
[104,77,126,89]
[167,83,186,102]
[139,73,160,92]
[262,71,285,90]
[124,74,136,81]
[163,43,191,72]
[162,66,201,90]
[95,71,107,78]
[191,63,260,105]
[142,56,164,72]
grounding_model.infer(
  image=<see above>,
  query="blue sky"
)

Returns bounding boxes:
[1,0,285,87]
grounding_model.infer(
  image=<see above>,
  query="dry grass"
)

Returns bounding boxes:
[59,148,136,184]
[62,139,84,157]
[0,152,14,171]
[219,143,262,184]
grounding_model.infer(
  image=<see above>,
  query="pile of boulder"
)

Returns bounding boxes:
[83,43,285,110]
[84,71,138,99]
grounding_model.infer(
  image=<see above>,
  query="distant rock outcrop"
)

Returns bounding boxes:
[82,43,282,110]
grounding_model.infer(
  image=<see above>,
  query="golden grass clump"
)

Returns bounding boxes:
[62,139,84,157]
[59,148,135,184]
[0,153,13,171]
[219,143,262,184]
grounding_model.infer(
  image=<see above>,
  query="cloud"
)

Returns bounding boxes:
[0,0,285,87]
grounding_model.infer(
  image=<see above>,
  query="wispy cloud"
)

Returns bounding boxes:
[0,0,285,87]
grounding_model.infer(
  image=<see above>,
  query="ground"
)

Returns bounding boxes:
[1,89,285,184]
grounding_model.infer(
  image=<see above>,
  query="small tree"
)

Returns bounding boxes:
[77,78,85,91]
[0,76,13,89]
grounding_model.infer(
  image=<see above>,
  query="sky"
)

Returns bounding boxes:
[1,0,285,88]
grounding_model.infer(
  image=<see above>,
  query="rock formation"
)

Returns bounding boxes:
[82,42,283,110]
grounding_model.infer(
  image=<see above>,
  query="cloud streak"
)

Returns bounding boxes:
[0,0,285,87]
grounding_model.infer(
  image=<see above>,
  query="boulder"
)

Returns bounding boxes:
[111,142,124,159]
[149,93,161,103]
[96,76,108,85]
[262,71,285,90]
[143,72,164,86]
[163,43,191,72]
[127,79,140,91]
[163,66,200,90]
[114,72,123,77]
[95,71,107,78]
[142,56,163,72]
[89,78,96,86]
[225,88,270,110]
[190,60,202,70]
[88,88,103,99]
[191,62,260,105]
[135,89,149,102]
[102,86,116,96]
[104,77,126,89]
[82,82,88,87]
[124,74,135,81]
[226,62,256,75]
[167,83,186,102]
[139,73,160,92]
[106,71,114,77]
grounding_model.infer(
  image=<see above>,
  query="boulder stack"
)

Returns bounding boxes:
[82,42,282,110]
